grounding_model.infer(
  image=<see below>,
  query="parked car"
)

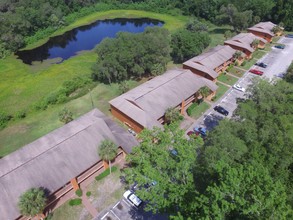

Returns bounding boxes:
[285,34,293,38]
[232,84,245,92]
[193,127,207,138]
[123,190,142,207]
[249,69,264,75]
[274,44,285,49]
[255,62,267,68]
[214,105,229,116]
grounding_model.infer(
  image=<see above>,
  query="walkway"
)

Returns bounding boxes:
[82,194,98,217]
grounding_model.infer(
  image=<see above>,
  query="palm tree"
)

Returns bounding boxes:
[251,39,259,48]
[198,86,211,99]
[98,140,117,174]
[233,51,242,60]
[18,188,47,218]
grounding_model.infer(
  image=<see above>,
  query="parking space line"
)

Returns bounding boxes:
[113,201,120,209]
[122,199,131,207]
[101,212,109,220]
[111,210,121,220]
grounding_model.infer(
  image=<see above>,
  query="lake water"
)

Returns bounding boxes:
[16,18,163,65]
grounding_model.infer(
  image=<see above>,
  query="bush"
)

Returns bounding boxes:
[69,198,82,206]
[75,189,82,197]
[15,110,26,119]
[95,166,118,181]
[0,111,12,129]
[241,61,247,66]
[86,191,91,197]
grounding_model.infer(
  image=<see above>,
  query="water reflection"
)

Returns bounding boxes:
[16,18,163,65]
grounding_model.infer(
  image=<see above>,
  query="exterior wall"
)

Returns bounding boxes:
[110,105,144,133]
[183,64,215,81]
[224,42,252,59]
[248,30,273,42]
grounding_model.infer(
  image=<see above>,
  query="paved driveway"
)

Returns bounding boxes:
[187,36,293,133]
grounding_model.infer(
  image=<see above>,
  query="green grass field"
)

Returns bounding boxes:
[217,73,238,86]
[228,67,245,77]
[214,83,230,101]
[187,102,210,119]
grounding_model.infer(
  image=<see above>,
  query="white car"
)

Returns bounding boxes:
[233,84,245,92]
[123,190,142,207]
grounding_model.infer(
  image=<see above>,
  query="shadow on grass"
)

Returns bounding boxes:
[209,28,233,34]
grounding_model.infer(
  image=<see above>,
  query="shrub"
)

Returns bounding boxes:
[58,108,73,124]
[75,189,82,197]
[69,198,82,206]
[95,166,118,181]
[241,61,247,66]
[86,191,91,197]
[15,110,26,119]
[0,111,12,129]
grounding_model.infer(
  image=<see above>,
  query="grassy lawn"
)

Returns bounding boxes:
[187,102,210,119]
[253,50,267,59]
[228,67,245,77]
[241,58,256,70]
[214,83,229,101]
[50,200,91,220]
[217,73,238,86]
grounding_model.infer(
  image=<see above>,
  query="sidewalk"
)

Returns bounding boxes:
[82,194,98,217]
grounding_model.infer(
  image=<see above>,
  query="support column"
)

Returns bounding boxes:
[70,177,80,191]
[103,160,109,170]
[181,100,185,115]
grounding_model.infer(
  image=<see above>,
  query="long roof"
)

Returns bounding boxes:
[183,45,236,79]
[247,21,276,37]
[224,33,267,53]
[0,109,138,220]
[109,69,218,129]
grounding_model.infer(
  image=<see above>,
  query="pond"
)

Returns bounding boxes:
[16,18,163,65]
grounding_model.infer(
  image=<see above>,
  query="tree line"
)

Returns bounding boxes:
[124,75,293,219]
[0,0,292,58]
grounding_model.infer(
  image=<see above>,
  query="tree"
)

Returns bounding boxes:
[185,18,208,32]
[164,107,181,124]
[58,107,73,124]
[171,29,210,63]
[224,30,234,40]
[124,123,204,217]
[198,86,210,99]
[251,39,260,48]
[284,62,293,83]
[18,188,47,217]
[98,140,117,174]
[233,50,242,60]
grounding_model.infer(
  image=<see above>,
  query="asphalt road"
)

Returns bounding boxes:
[187,36,293,133]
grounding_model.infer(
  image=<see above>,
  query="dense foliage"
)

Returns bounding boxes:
[124,79,293,219]
[171,28,210,63]
[18,188,47,217]
[92,27,171,83]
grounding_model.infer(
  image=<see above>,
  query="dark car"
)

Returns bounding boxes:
[249,69,264,75]
[214,105,229,116]
[193,127,207,138]
[285,34,293,38]
[274,44,285,49]
[255,62,267,68]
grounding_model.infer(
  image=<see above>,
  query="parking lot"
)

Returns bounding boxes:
[94,198,168,220]
[188,36,293,133]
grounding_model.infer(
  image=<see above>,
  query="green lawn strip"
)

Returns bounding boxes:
[187,102,210,119]
[214,83,229,102]
[252,50,267,59]
[23,10,188,50]
[0,80,141,157]
[241,59,256,70]
[50,199,91,220]
[217,73,238,86]
[228,67,245,77]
